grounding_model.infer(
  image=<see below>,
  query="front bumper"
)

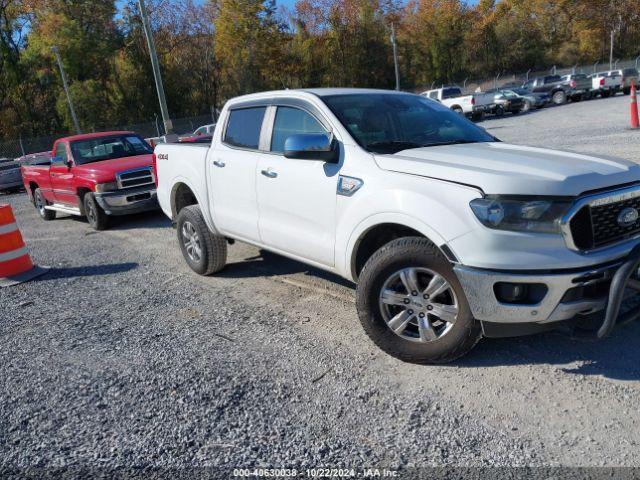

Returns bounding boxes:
[454,248,640,329]
[94,185,159,216]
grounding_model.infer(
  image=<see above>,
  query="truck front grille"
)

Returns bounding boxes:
[116,168,154,189]
[0,163,19,172]
[568,187,640,250]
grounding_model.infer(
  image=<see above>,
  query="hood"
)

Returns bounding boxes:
[374,142,640,196]
[74,154,153,183]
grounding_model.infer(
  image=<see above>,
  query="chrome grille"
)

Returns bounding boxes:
[116,167,154,189]
[565,186,640,251]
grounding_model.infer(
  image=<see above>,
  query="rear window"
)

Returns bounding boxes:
[224,107,266,150]
[441,88,462,99]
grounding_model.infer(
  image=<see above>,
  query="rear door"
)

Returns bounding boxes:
[256,103,340,266]
[210,106,267,242]
[50,141,77,206]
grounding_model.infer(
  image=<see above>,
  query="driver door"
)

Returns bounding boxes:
[50,141,77,207]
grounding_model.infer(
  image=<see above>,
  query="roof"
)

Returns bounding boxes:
[301,88,411,97]
[225,88,413,106]
[56,131,135,143]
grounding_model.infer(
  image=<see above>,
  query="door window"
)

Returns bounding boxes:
[224,107,266,150]
[53,143,68,164]
[270,107,326,153]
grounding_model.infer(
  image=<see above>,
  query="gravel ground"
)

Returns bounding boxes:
[2,94,640,477]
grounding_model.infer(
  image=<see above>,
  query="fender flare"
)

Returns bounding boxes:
[169,175,219,234]
[344,212,450,281]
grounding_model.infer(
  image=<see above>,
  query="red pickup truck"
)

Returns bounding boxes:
[21,131,158,230]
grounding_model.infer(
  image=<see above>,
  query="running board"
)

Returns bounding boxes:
[45,204,82,216]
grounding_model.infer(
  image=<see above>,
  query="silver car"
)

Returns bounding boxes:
[0,159,23,192]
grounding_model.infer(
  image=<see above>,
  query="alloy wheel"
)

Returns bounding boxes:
[182,221,202,263]
[378,267,458,343]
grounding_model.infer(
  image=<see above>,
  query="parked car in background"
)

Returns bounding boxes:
[15,151,51,167]
[179,123,216,143]
[523,75,587,104]
[485,89,525,115]
[154,88,640,363]
[422,87,493,121]
[21,131,158,230]
[608,68,639,95]
[589,72,621,98]
[0,158,22,192]
[509,88,551,111]
[559,74,593,101]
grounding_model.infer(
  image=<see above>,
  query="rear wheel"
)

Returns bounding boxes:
[356,237,481,364]
[494,105,505,117]
[34,188,55,221]
[176,205,227,275]
[83,193,109,230]
[552,90,567,105]
[452,106,463,115]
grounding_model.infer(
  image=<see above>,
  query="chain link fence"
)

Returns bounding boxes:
[0,113,216,160]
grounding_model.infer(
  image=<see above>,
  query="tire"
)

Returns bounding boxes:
[356,237,482,364]
[452,106,463,115]
[521,100,531,113]
[494,105,505,117]
[552,90,567,105]
[471,111,484,122]
[601,90,611,98]
[34,188,56,221]
[176,204,227,276]
[83,193,109,230]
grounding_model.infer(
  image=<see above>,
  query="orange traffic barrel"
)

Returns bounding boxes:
[0,204,48,287]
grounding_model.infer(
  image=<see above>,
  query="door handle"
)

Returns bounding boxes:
[261,169,277,179]
[213,160,226,168]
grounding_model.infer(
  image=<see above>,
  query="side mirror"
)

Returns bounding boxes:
[284,134,338,163]
[66,159,73,168]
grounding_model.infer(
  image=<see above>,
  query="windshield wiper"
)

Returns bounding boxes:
[419,139,483,148]
[366,140,424,153]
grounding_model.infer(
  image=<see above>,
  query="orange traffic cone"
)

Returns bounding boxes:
[631,82,639,129]
[0,204,48,287]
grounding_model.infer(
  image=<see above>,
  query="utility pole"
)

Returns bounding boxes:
[390,24,400,91]
[138,0,173,134]
[51,46,81,135]
[610,30,614,70]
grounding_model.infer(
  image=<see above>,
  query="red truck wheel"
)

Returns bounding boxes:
[34,188,56,221]
[83,193,109,230]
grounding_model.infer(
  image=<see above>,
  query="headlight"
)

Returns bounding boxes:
[95,182,118,193]
[470,197,572,233]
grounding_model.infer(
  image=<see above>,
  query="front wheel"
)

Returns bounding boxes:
[176,205,227,276]
[83,193,109,230]
[521,100,531,113]
[34,188,56,221]
[356,237,481,364]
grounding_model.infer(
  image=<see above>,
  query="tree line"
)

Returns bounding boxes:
[0,0,639,140]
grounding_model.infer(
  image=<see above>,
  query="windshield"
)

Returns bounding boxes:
[322,93,496,154]
[70,135,153,165]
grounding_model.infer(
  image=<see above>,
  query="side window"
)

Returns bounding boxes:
[54,143,68,163]
[270,106,327,153]
[428,91,438,100]
[224,107,266,149]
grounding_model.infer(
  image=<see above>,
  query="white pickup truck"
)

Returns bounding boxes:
[590,72,622,98]
[421,87,493,121]
[155,88,640,363]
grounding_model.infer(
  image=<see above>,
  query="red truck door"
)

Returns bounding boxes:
[50,141,78,207]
